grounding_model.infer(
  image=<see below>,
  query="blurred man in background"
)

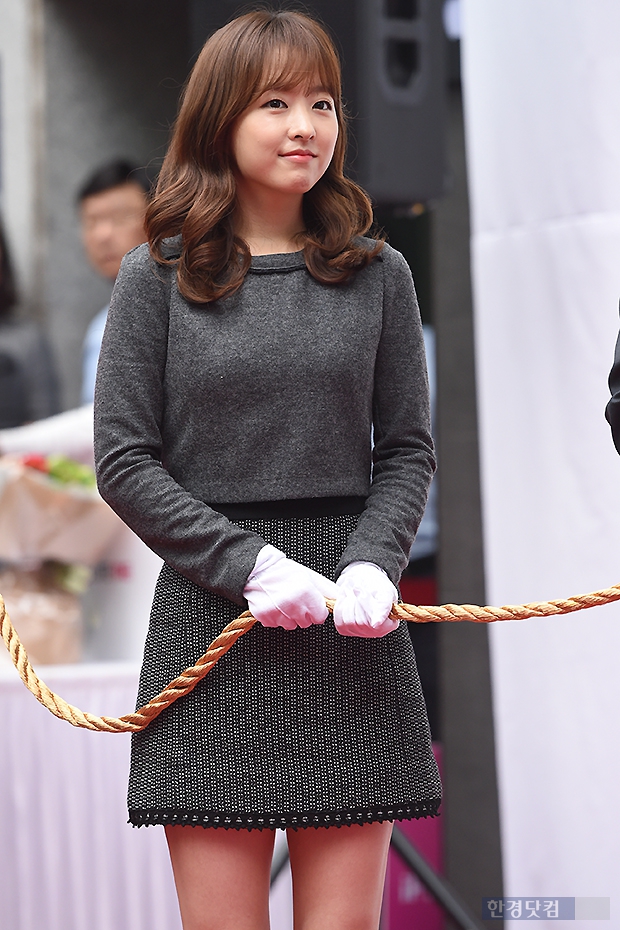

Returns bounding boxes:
[78,160,151,403]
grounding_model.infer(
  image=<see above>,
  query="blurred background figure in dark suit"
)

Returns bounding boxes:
[0,221,59,429]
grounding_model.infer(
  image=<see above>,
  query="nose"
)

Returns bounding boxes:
[287,102,316,141]
[86,218,115,244]
[94,221,114,242]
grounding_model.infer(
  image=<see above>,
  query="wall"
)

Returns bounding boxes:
[0,0,45,316]
[42,0,190,407]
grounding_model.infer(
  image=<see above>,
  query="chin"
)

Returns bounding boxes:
[100,262,122,279]
[283,179,319,195]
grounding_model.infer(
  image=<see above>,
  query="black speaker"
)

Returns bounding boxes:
[190,0,447,206]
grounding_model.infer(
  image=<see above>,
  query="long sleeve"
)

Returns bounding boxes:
[93,246,266,605]
[606,304,620,455]
[335,246,436,585]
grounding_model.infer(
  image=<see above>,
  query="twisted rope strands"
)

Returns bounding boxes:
[1,594,255,733]
[2,583,620,733]
[389,584,620,623]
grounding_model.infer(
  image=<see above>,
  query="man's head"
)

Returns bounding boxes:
[78,160,151,281]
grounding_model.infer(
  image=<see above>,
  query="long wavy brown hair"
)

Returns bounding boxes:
[147,9,383,303]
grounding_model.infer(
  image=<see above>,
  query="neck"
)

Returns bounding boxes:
[234,182,304,255]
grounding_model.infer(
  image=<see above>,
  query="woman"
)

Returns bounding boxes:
[94,10,441,930]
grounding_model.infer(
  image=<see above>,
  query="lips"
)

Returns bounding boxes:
[280,150,317,159]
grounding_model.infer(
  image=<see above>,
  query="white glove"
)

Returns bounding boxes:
[333,562,399,638]
[244,544,339,631]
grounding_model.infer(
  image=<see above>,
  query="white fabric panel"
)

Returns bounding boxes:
[461,0,620,916]
[0,663,181,930]
[0,663,293,929]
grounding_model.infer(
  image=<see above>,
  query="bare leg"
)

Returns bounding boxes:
[287,820,393,930]
[165,824,276,930]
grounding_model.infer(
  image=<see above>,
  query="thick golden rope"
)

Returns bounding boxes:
[2,584,620,733]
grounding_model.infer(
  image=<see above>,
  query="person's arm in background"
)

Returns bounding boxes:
[605,303,620,454]
[0,405,94,464]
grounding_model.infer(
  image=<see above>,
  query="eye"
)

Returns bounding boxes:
[313,99,334,111]
[262,98,287,109]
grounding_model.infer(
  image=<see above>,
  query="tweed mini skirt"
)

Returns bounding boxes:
[128,514,442,830]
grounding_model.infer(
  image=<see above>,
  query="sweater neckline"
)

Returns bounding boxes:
[159,237,307,273]
[249,251,306,273]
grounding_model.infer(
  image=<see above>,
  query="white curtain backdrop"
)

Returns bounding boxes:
[0,662,293,930]
[0,662,181,930]
[461,0,620,919]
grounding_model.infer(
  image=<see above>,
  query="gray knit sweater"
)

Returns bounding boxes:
[94,239,435,605]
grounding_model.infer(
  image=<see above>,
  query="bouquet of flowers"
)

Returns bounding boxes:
[0,453,121,566]
[0,453,123,665]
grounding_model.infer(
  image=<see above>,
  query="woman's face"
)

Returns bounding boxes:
[231,79,339,200]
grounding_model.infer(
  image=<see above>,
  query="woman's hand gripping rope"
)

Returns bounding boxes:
[333,562,399,638]
[3,582,620,733]
[243,544,339,630]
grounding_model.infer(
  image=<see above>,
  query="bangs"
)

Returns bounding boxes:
[257,41,341,102]
[237,12,342,106]
[196,12,344,120]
